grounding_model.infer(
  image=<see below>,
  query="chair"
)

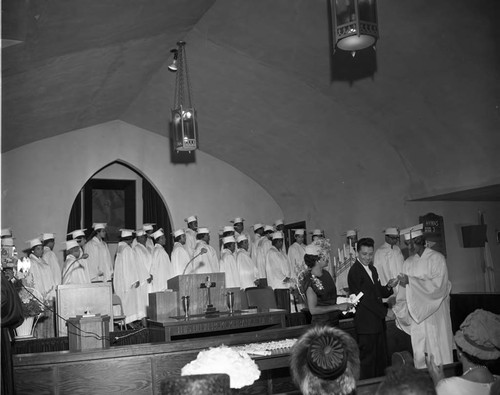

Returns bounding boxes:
[112,294,126,331]
[274,288,291,313]
[245,287,277,310]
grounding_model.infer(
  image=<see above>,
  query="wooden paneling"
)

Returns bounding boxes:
[14,366,56,395]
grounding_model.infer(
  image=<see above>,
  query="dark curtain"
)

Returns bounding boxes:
[67,191,82,238]
[142,179,173,253]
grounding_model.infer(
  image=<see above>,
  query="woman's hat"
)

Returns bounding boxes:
[454,309,500,360]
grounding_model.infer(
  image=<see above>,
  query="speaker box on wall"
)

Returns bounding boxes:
[461,225,487,248]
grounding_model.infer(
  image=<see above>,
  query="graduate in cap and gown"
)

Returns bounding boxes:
[150,229,174,290]
[235,234,259,289]
[62,240,91,284]
[192,228,218,274]
[41,233,62,286]
[219,236,240,289]
[398,224,453,369]
[84,223,113,282]
[265,232,292,289]
[170,229,190,277]
[184,215,198,259]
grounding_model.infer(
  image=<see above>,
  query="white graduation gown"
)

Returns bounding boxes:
[113,242,142,324]
[184,228,197,259]
[287,242,306,279]
[403,247,454,368]
[42,246,62,286]
[251,234,261,266]
[84,236,113,282]
[374,242,411,333]
[29,254,58,300]
[171,242,190,277]
[265,246,291,289]
[192,241,219,274]
[220,249,240,289]
[236,248,258,289]
[256,237,272,279]
[151,243,173,291]
[62,254,91,285]
[133,243,153,318]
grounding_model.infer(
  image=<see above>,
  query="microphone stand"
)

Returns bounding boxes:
[182,249,207,275]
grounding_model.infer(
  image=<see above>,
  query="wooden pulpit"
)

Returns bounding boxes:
[166,273,242,316]
[68,314,110,351]
[56,283,113,336]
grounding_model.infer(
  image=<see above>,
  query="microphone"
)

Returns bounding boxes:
[182,247,208,275]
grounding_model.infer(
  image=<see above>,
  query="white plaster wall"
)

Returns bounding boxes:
[1,120,282,261]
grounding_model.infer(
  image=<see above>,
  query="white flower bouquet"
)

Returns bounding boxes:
[181,345,261,389]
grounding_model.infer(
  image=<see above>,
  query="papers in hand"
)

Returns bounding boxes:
[337,292,364,315]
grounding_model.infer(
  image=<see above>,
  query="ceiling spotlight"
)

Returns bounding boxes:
[168,49,178,72]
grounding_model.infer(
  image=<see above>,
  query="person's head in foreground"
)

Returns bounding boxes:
[290,325,359,395]
[376,364,436,395]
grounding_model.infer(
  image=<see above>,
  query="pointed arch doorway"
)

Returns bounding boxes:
[67,161,173,254]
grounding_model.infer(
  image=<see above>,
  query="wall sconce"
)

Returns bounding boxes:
[170,41,198,153]
[330,0,378,57]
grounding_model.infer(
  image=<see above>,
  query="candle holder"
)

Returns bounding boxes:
[226,291,234,314]
[181,296,190,319]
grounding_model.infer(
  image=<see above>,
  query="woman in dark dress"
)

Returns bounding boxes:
[299,244,352,327]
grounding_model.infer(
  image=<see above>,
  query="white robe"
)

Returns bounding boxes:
[132,237,154,254]
[192,241,219,274]
[151,243,173,291]
[113,242,142,324]
[256,237,272,279]
[374,242,411,333]
[84,236,113,282]
[265,246,291,289]
[236,248,258,289]
[133,243,153,317]
[62,254,91,285]
[403,247,454,368]
[42,246,62,286]
[171,242,190,277]
[29,254,58,300]
[184,228,197,258]
[251,234,261,266]
[220,249,240,289]
[287,242,306,279]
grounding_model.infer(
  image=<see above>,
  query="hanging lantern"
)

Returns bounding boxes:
[170,41,198,152]
[330,0,378,56]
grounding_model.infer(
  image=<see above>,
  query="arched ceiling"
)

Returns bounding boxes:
[2,0,500,204]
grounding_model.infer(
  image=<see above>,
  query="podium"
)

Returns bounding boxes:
[56,283,113,336]
[164,273,241,316]
[68,314,110,351]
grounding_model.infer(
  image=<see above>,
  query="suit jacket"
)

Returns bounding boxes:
[347,260,393,334]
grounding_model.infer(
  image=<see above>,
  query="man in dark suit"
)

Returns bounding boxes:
[347,237,398,379]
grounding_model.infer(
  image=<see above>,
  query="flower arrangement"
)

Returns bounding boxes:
[15,257,45,318]
[181,345,261,389]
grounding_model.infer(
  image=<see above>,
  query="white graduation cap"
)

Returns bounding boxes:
[26,238,42,249]
[1,238,15,246]
[401,224,424,241]
[1,228,13,237]
[311,229,323,236]
[65,240,80,251]
[92,223,107,230]
[293,229,305,236]
[384,227,399,236]
[305,244,321,256]
[135,229,147,237]
[236,234,248,243]
[264,225,274,233]
[223,226,235,233]
[119,229,134,238]
[185,216,197,224]
[253,223,263,231]
[40,233,55,241]
[274,219,284,226]
[143,223,155,232]
[231,217,245,224]
[67,229,87,239]
[152,229,164,240]
[222,235,236,245]
[197,227,209,235]
[272,231,284,240]
[346,230,357,237]
[172,229,185,238]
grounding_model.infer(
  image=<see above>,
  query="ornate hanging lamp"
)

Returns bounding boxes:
[170,41,198,153]
[330,0,378,57]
